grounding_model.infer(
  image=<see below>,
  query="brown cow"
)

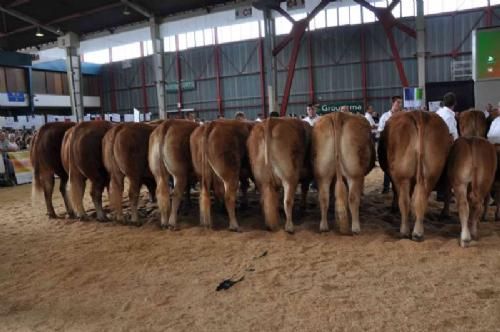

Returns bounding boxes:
[148,120,199,229]
[31,122,76,218]
[378,111,452,240]
[247,118,311,233]
[62,121,113,221]
[458,109,487,137]
[194,119,253,231]
[312,112,375,234]
[446,137,496,247]
[103,122,159,225]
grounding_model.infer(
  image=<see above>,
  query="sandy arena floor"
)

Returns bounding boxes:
[1,167,500,331]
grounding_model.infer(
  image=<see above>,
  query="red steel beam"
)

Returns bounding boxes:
[214,28,223,117]
[354,0,415,87]
[258,28,267,118]
[175,35,183,115]
[140,41,149,118]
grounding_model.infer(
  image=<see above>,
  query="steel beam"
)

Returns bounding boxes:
[263,8,277,115]
[0,4,62,36]
[214,28,224,117]
[416,0,426,103]
[120,0,153,19]
[140,41,149,117]
[149,17,166,119]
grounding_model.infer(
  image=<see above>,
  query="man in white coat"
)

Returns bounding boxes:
[436,92,459,141]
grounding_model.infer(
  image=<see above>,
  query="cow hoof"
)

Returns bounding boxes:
[352,228,361,235]
[412,234,424,242]
[48,213,58,219]
[460,239,471,248]
[319,226,329,233]
[160,223,168,230]
[78,215,89,222]
[228,226,241,233]
[168,224,179,231]
[132,222,143,228]
[399,232,411,239]
[285,226,295,234]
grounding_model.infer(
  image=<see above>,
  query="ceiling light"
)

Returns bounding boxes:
[123,6,131,15]
[35,27,44,37]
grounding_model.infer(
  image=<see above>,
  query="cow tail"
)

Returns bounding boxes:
[469,140,480,207]
[416,112,425,191]
[264,118,272,166]
[330,113,343,191]
[30,131,42,204]
[201,122,214,191]
[157,121,172,186]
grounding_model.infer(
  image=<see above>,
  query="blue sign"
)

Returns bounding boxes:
[7,92,25,102]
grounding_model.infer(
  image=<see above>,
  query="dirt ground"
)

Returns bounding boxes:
[1,167,500,331]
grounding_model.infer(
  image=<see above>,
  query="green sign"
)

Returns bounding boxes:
[166,81,196,93]
[318,101,364,114]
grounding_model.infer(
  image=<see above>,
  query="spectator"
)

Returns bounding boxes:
[487,107,500,143]
[364,105,378,140]
[303,104,320,126]
[269,111,280,118]
[485,103,494,118]
[255,113,263,122]
[217,115,224,119]
[378,95,403,194]
[186,112,196,122]
[340,105,349,113]
[8,134,19,152]
[235,112,246,121]
[436,92,459,141]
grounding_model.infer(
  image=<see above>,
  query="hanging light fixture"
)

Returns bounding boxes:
[123,6,131,15]
[35,26,44,37]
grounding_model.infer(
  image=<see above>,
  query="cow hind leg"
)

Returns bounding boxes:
[69,172,87,220]
[455,185,471,247]
[127,179,142,225]
[411,179,429,242]
[224,178,240,232]
[283,180,298,234]
[59,173,75,218]
[109,174,125,223]
[200,179,212,229]
[261,184,280,231]
[90,180,108,222]
[397,179,411,238]
[156,177,171,230]
[168,174,187,230]
[469,191,484,242]
[41,172,57,218]
[318,177,332,232]
[335,177,349,235]
[348,177,363,235]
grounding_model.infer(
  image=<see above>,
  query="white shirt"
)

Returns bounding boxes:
[255,117,263,122]
[487,117,500,144]
[436,106,458,141]
[303,115,320,126]
[378,110,393,133]
[364,112,377,134]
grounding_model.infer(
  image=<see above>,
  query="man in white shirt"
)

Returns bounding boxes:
[436,92,459,141]
[255,113,263,122]
[379,96,402,193]
[364,105,377,138]
[303,104,320,126]
[487,106,500,144]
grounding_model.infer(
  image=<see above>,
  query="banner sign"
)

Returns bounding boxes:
[8,151,32,184]
[7,92,25,102]
[318,101,364,114]
[166,81,195,93]
[235,6,252,19]
[403,87,423,108]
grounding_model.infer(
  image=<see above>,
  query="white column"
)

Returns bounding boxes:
[416,0,426,105]
[59,32,84,122]
[264,9,278,115]
[150,17,166,119]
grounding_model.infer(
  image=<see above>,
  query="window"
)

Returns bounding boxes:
[326,8,338,27]
[186,31,196,49]
[275,16,293,35]
[112,42,141,62]
[216,21,260,43]
[401,0,415,17]
[350,5,362,25]
[177,33,187,50]
[143,40,154,56]
[5,68,26,92]
[195,30,204,47]
[0,67,7,92]
[83,49,109,64]
[338,6,350,25]
[164,36,176,52]
[32,70,47,94]
[362,7,376,23]
[204,28,214,45]
[309,9,326,30]
[391,2,401,18]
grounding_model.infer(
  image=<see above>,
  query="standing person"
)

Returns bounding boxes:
[302,104,320,126]
[379,95,403,194]
[340,105,349,113]
[436,92,459,141]
[186,112,196,122]
[487,106,500,143]
[364,105,378,140]
[235,112,246,121]
[255,113,263,122]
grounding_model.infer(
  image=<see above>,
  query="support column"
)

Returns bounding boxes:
[150,17,166,119]
[214,28,223,117]
[416,0,426,104]
[140,41,149,118]
[59,32,84,122]
[263,8,277,115]
[175,35,183,114]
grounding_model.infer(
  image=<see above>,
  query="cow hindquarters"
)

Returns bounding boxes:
[168,174,188,230]
[109,173,125,223]
[347,177,363,234]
